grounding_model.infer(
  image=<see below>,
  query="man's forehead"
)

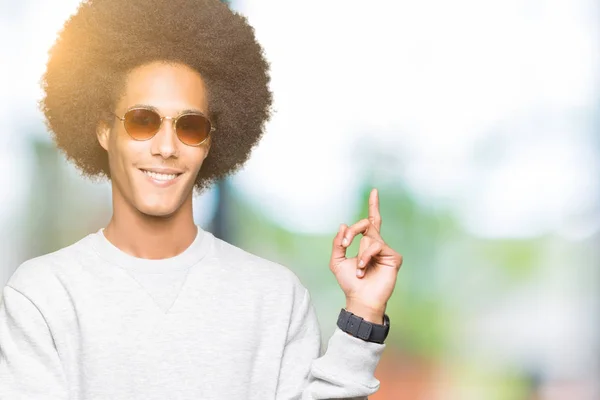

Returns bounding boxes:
[118,63,209,114]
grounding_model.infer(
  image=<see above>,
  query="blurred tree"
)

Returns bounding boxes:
[26,138,63,258]
[211,179,233,242]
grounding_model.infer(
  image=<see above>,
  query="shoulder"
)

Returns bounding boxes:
[5,234,95,299]
[209,234,307,293]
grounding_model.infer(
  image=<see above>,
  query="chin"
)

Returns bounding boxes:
[126,177,195,218]
[135,200,181,218]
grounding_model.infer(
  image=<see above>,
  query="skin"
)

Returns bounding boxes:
[95,60,403,325]
[96,61,211,259]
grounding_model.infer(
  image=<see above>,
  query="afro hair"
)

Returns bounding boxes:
[41,0,272,192]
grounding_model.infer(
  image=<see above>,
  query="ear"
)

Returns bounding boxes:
[203,136,211,160]
[96,120,111,151]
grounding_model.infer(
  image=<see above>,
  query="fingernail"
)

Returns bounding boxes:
[356,269,364,277]
[358,260,364,267]
[342,238,348,246]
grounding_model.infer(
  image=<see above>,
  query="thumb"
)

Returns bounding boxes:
[329,223,347,271]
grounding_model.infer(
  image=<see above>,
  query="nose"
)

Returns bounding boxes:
[150,117,179,159]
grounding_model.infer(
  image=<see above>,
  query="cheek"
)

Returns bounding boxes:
[182,148,209,173]
[109,130,146,170]
[108,128,125,159]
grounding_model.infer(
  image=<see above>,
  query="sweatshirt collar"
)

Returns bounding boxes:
[90,225,213,273]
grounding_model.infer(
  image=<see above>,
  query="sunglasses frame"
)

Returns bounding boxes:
[112,106,216,147]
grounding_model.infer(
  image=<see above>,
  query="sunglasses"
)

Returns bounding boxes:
[112,107,216,146]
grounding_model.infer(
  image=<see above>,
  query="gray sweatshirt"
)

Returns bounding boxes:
[0,226,385,399]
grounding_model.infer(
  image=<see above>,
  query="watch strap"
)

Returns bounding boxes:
[337,308,390,344]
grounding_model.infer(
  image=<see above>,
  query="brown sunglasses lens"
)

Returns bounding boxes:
[123,109,211,145]
[175,114,211,145]
[123,109,162,140]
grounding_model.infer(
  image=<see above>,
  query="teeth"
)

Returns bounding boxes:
[143,170,178,181]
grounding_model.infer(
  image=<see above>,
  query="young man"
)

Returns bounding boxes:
[0,0,403,399]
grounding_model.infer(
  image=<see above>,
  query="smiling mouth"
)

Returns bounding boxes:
[140,169,182,182]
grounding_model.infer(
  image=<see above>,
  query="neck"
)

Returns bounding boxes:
[104,190,198,260]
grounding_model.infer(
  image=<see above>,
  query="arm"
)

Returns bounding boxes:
[277,189,400,399]
[0,285,68,399]
[275,288,385,400]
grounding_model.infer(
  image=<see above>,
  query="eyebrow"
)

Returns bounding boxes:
[127,104,206,115]
[180,108,206,115]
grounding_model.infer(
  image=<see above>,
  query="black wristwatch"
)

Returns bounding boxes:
[336,308,390,344]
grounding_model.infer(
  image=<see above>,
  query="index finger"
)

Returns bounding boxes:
[368,188,382,232]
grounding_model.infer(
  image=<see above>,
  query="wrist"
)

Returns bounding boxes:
[344,302,386,324]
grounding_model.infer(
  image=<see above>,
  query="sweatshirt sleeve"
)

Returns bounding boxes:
[0,285,68,400]
[275,288,386,400]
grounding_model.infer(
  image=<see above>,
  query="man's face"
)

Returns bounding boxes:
[97,61,211,217]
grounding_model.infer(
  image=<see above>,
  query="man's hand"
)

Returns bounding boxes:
[329,188,403,324]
